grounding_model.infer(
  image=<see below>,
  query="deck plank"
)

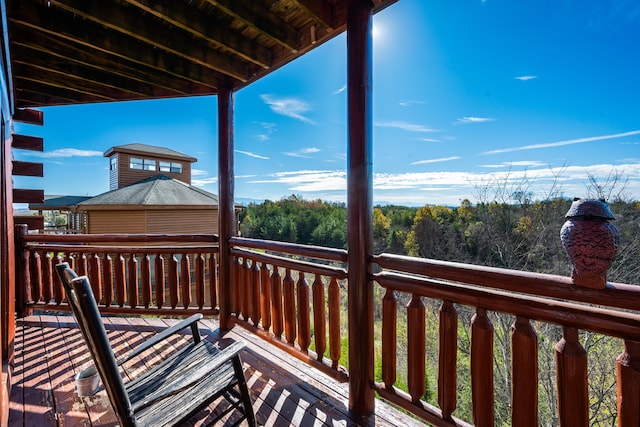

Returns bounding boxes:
[12,314,426,426]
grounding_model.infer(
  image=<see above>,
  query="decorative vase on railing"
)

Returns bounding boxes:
[560,198,620,289]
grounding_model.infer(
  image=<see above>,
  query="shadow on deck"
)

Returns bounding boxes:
[9,313,424,426]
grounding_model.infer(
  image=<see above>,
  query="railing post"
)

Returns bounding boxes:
[346,0,375,417]
[617,340,640,426]
[217,84,235,329]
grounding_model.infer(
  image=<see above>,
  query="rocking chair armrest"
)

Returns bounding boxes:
[117,313,204,366]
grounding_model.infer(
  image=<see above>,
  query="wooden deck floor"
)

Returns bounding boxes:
[9,313,425,426]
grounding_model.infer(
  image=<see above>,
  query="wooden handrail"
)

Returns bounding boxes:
[374,253,640,311]
[14,231,640,426]
[16,231,220,315]
[230,239,348,382]
[373,255,640,426]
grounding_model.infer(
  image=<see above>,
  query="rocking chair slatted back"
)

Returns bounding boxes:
[55,263,256,427]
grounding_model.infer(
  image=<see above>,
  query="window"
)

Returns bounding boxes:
[130,157,143,170]
[110,156,118,171]
[160,161,182,173]
[130,157,156,171]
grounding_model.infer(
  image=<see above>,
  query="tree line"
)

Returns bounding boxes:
[239,194,639,284]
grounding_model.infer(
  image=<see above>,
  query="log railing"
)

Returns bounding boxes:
[229,237,349,381]
[372,253,640,427]
[14,228,640,424]
[15,225,219,316]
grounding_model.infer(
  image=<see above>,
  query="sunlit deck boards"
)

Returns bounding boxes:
[9,313,424,426]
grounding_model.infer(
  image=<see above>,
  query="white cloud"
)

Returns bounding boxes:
[260,94,315,124]
[455,117,495,124]
[238,161,640,205]
[481,161,547,168]
[333,85,346,95]
[515,75,538,81]
[27,148,103,158]
[191,168,208,176]
[374,120,438,132]
[399,100,425,107]
[416,137,442,143]
[191,176,218,187]
[283,147,321,158]
[410,156,460,165]
[235,150,269,160]
[483,129,640,155]
[255,121,277,141]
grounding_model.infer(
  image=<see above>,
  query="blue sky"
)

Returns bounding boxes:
[14,0,640,207]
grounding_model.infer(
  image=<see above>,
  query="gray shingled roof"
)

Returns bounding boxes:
[103,143,197,162]
[29,195,93,210]
[78,175,218,207]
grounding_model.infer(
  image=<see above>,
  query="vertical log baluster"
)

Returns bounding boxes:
[115,254,126,307]
[154,254,165,308]
[260,262,272,331]
[271,267,283,339]
[168,254,179,309]
[128,254,138,309]
[328,277,341,369]
[42,252,53,304]
[89,253,102,304]
[312,274,326,361]
[471,308,494,427]
[208,253,217,309]
[438,300,458,420]
[21,246,32,308]
[617,340,640,426]
[141,254,151,308]
[181,254,191,309]
[103,254,113,307]
[251,260,261,325]
[77,252,87,275]
[29,251,41,303]
[555,326,588,427]
[407,294,426,403]
[232,257,242,315]
[297,272,311,353]
[241,258,250,320]
[382,287,397,390]
[511,316,538,425]
[54,254,64,304]
[283,268,296,345]
[195,253,205,309]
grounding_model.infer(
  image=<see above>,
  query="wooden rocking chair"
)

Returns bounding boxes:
[55,262,256,427]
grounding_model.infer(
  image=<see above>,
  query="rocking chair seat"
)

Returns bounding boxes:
[55,262,256,427]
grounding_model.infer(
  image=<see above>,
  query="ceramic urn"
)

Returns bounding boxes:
[560,198,620,289]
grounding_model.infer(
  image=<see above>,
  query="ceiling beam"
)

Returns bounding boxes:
[121,0,272,69]
[9,27,218,96]
[203,0,300,53]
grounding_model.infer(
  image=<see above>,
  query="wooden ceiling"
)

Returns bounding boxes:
[6,0,397,109]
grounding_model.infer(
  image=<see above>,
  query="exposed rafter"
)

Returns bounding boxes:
[6,0,398,108]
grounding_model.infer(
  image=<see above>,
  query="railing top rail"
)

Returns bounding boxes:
[375,271,640,341]
[373,252,640,312]
[25,243,219,254]
[231,247,347,279]
[22,233,219,244]
[230,237,348,263]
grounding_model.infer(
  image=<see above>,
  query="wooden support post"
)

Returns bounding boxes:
[218,84,234,330]
[347,0,374,417]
